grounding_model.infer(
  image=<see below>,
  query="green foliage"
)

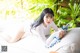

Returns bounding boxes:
[55,1,80,28]
[0,0,80,28]
[76,16,80,22]
[23,0,54,19]
[57,8,71,17]
[68,3,80,27]
[69,3,80,19]
[57,18,70,27]
[55,6,71,27]
[6,9,16,15]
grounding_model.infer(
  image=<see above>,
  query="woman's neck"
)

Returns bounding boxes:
[43,23,47,27]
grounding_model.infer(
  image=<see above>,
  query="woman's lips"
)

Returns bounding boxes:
[47,22,50,24]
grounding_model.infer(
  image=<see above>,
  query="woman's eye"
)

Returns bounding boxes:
[46,16,48,18]
[50,15,53,18]
[50,16,53,18]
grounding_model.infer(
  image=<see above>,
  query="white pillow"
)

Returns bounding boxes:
[48,28,80,53]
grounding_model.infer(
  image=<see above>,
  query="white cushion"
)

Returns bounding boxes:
[49,28,80,53]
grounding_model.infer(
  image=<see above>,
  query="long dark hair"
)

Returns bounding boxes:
[31,8,54,28]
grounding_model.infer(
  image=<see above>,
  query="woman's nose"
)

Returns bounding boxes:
[47,18,51,22]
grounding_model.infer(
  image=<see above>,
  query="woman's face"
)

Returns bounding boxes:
[43,13,53,26]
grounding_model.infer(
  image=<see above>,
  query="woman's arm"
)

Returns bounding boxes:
[50,21,58,31]
[51,21,66,39]
[36,26,47,42]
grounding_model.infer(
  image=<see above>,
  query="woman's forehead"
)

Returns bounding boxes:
[45,13,53,17]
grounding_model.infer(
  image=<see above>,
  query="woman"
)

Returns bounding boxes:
[6,8,65,43]
[31,8,65,42]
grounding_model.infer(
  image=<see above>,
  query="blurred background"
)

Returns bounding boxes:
[0,0,80,28]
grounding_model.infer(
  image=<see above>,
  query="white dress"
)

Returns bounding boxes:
[35,21,58,42]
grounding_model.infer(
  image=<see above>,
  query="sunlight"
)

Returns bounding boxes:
[0,0,29,21]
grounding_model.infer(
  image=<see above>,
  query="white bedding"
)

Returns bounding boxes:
[0,20,80,53]
[16,28,80,53]
[49,28,80,53]
[0,35,48,53]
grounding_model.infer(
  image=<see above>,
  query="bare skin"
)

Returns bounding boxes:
[7,27,25,43]
[50,51,58,53]
[59,30,65,38]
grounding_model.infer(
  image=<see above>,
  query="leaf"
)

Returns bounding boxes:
[69,3,80,19]
[76,17,80,22]
[6,10,10,15]
[60,19,69,24]
[72,24,76,28]
[68,20,75,27]
[57,8,71,17]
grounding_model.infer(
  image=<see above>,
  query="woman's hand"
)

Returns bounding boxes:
[59,30,66,38]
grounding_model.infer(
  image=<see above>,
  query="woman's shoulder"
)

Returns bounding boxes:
[36,23,43,29]
[49,21,55,26]
[51,21,55,24]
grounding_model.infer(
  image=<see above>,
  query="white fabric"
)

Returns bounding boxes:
[0,19,80,53]
[35,21,58,41]
[46,30,62,47]
[0,28,80,53]
[48,28,80,53]
[0,19,34,42]
[0,20,24,41]
[0,34,48,53]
